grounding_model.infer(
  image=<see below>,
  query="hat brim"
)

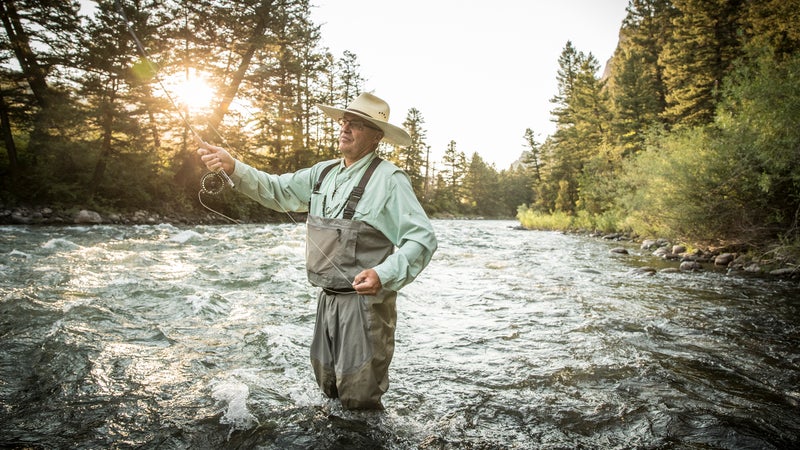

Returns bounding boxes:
[317,104,412,147]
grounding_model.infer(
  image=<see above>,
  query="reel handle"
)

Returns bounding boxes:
[217,169,235,188]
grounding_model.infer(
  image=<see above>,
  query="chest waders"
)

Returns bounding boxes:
[306,157,398,410]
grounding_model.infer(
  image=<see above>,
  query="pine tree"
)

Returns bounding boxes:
[0,0,80,170]
[660,0,745,127]
[337,50,364,106]
[463,153,503,217]
[522,128,542,183]
[544,42,610,213]
[441,140,468,213]
[741,0,800,60]
[78,0,163,196]
[607,0,675,155]
[0,0,79,107]
[389,107,426,195]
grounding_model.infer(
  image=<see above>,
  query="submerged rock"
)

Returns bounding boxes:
[629,267,657,276]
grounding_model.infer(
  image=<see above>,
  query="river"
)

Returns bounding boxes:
[1,220,798,449]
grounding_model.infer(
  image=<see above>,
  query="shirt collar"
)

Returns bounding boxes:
[339,151,377,173]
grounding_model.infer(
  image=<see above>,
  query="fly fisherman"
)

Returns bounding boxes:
[197,92,437,410]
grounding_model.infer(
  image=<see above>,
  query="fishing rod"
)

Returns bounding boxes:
[113,0,358,288]
[113,0,237,223]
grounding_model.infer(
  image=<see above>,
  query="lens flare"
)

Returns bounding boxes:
[166,69,215,112]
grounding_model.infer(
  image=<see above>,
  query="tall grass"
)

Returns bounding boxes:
[517,205,625,233]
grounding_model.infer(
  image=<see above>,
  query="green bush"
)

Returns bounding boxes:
[617,51,800,245]
[516,205,573,231]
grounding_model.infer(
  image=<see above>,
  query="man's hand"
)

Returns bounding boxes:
[353,269,382,296]
[195,135,235,175]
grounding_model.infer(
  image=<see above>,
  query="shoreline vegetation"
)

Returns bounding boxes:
[516,209,800,281]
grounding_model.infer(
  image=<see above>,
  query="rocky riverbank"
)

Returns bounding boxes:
[596,231,799,280]
[1,205,238,226]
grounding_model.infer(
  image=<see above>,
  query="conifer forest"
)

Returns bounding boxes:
[1,0,799,256]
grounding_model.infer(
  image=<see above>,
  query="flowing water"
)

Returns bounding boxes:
[1,220,799,449]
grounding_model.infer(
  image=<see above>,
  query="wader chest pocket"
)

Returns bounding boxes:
[306,217,358,288]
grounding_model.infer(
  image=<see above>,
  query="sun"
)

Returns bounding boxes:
[167,69,216,112]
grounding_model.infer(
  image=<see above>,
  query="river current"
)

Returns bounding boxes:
[1,220,798,449]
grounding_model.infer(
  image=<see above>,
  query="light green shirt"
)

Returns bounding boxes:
[231,152,437,292]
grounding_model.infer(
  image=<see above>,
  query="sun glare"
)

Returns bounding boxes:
[166,69,215,112]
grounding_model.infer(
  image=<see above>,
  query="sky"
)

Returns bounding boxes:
[309,0,630,169]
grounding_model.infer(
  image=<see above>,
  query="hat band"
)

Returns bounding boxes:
[346,108,374,119]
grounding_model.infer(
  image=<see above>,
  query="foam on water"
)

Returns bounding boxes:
[211,378,257,432]
[42,238,81,251]
[169,229,203,244]
[7,249,30,258]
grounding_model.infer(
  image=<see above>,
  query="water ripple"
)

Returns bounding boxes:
[0,221,798,448]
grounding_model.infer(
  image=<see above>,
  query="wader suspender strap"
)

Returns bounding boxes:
[311,157,384,219]
[310,161,339,211]
[313,161,339,193]
[343,157,382,220]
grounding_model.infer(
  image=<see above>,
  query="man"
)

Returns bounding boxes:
[197,92,437,410]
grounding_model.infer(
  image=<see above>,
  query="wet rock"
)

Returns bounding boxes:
[744,263,761,273]
[729,255,749,270]
[714,253,735,266]
[679,261,702,272]
[610,247,629,255]
[133,210,151,223]
[653,247,670,258]
[652,245,683,261]
[770,267,798,277]
[641,239,659,250]
[630,267,657,276]
[74,210,103,224]
[11,211,33,224]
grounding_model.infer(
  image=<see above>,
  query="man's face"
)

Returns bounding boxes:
[338,113,383,165]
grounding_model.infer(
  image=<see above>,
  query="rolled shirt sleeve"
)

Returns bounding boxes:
[231,160,317,213]
[365,170,437,292]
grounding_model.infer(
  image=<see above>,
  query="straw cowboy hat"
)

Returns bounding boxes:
[317,93,412,146]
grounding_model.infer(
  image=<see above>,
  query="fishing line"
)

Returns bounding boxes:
[114,0,237,223]
[113,0,357,288]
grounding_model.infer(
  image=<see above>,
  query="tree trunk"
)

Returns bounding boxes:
[0,91,18,177]
[0,0,50,108]
[205,1,274,134]
[89,100,115,197]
